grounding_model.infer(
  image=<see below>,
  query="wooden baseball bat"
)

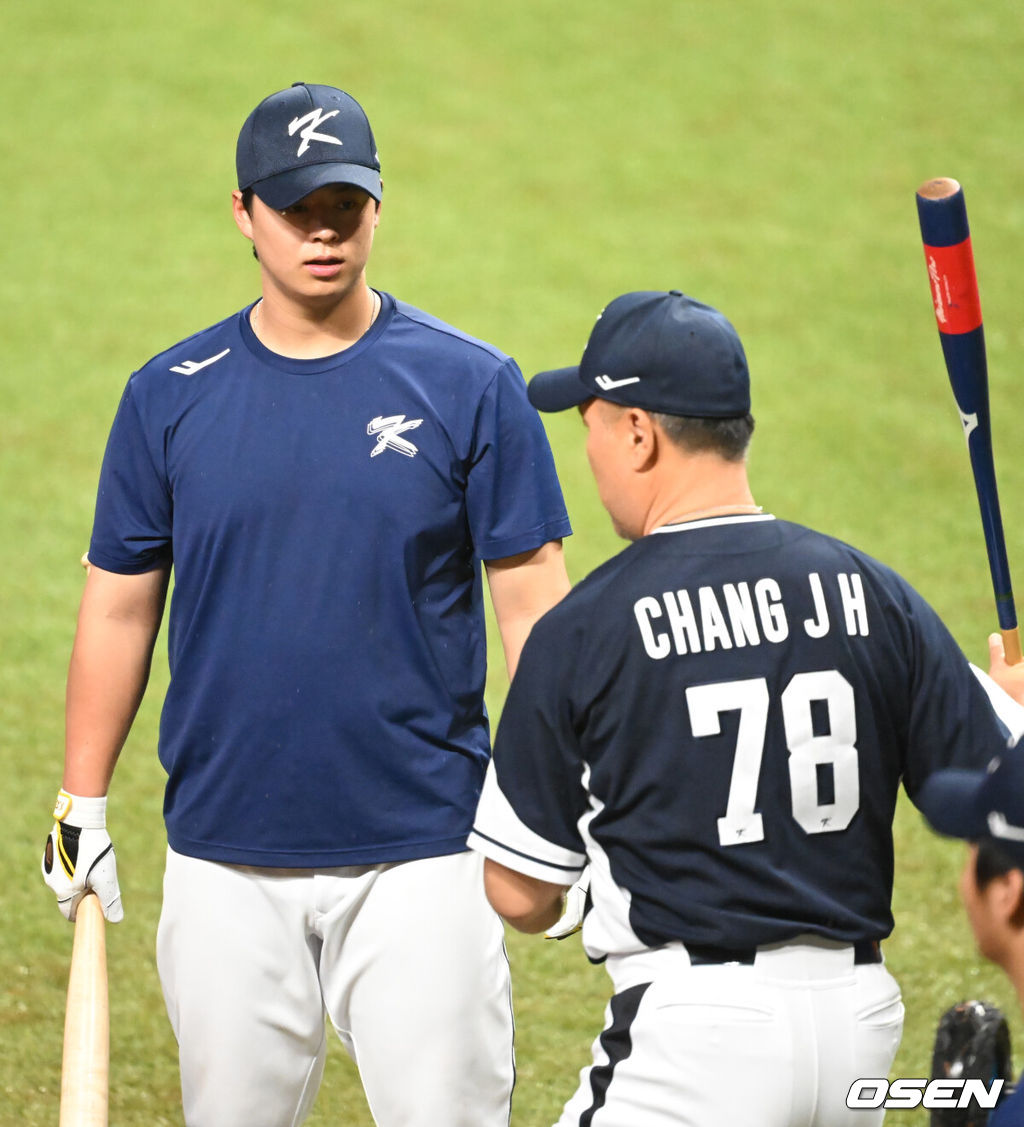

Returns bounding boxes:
[915,177,1022,665]
[59,892,109,1127]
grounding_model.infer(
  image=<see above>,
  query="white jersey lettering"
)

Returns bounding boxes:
[803,572,831,638]
[838,572,869,636]
[722,582,760,647]
[755,578,789,643]
[634,596,671,660]
[664,589,701,654]
[698,586,733,651]
[635,578,793,657]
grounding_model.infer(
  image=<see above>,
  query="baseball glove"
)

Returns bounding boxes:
[930,1000,1014,1127]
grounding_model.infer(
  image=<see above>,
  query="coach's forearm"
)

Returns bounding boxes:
[64,565,170,795]
[483,858,567,933]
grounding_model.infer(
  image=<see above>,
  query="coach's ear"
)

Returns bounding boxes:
[982,865,1024,932]
[625,408,658,471]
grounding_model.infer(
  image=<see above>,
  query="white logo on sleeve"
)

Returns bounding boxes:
[170,348,231,376]
[595,373,641,391]
[367,414,423,458]
[288,109,344,156]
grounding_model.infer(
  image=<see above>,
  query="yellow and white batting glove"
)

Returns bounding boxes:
[42,790,124,923]
[545,868,591,940]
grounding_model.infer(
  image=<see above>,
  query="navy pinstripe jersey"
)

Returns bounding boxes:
[469,513,1011,960]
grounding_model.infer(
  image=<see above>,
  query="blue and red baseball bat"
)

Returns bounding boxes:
[915,177,1021,665]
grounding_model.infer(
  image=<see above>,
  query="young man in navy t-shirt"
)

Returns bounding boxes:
[43,83,571,1127]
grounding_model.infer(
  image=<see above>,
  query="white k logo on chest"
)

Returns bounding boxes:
[367,415,423,458]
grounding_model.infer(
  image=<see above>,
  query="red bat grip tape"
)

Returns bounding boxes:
[922,238,983,335]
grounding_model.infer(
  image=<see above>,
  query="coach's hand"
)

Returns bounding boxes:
[545,869,591,940]
[989,633,1024,707]
[42,790,124,923]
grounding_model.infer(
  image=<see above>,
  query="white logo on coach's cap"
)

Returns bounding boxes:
[288,108,344,157]
[988,811,1024,843]
[594,374,641,391]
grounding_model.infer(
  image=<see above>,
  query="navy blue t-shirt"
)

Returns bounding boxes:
[89,293,571,866]
[470,514,1010,960]
[990,1078,1024,1126]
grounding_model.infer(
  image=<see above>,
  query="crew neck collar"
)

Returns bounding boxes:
[237,290,393,373]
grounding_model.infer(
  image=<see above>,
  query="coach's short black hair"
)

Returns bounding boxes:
[975,839,1021,889]
[651,412,755,462]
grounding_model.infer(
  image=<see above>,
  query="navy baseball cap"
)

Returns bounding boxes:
[528,290,751,417]
[917,748,1024,869]
[236,83,382,209]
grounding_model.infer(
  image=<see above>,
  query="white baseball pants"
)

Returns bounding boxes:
[556,937,903,1127]
[156,848,514,1127]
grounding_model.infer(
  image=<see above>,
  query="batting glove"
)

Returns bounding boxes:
[42,790,124,923]
[545,869,590,940]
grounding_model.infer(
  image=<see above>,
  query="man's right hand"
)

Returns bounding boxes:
[988,633,1024,707]
[42,790,123,923]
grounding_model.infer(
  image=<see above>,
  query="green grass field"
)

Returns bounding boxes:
[3,2,1023,1123]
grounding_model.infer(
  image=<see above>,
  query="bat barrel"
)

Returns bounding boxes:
[916,178,968,247]
[60,892,109,1127]
[915,177,1019,647]
[916,180,983,337]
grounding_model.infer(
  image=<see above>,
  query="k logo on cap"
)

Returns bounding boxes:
[236,82,382,210]
[288,108,344,157]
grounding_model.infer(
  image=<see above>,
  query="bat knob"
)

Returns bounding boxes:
[917,177,961,201]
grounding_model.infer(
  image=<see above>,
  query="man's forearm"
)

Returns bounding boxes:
[483,858,567,933]
[64,566,169,794]
[486,541,570,680]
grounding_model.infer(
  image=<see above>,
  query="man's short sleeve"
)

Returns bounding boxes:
[88,379,173,574]
[465,360,571,561]
[902,585,1016,796]
[469,610,589,882]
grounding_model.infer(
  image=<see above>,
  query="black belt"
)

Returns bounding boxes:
[685,939,882,966]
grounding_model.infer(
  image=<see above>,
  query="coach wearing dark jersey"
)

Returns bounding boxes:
[468,290,1024,1127]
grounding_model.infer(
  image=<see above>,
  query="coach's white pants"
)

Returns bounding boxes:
[557,937,903,1127]
[157,848,514,1127]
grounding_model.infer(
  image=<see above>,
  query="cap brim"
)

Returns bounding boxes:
[251,162,382,208]
[915,769,991,840]
[528,367,593,412]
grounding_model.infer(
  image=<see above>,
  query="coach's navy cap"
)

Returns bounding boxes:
[917,748,1024,868]
[236,83,382,209]
[528,290,750,417]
